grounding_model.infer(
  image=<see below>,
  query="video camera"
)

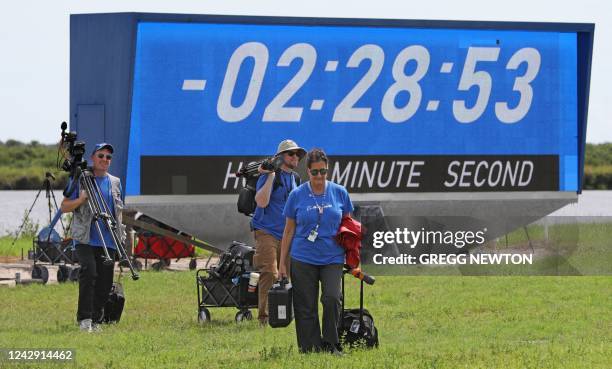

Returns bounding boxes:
[59,122,88,179]
[235,155,284,179]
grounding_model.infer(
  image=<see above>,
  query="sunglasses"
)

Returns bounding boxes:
[97,153,113,160]
[285,151,299,157]
[309,168,328,176]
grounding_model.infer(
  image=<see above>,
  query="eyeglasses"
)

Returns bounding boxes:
[97,153,113,160]
[309,168,328,176]
[285,151,299,157]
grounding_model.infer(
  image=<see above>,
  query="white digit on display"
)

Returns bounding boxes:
[452,47,500,123]
[263,43,317,122]
[217,42,269,122]
[495,47,541,124]
[333,44,385,122]
[381,45,430,123]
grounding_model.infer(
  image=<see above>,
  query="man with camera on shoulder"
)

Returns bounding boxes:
[252,139,305,326]
[60,143,125,333]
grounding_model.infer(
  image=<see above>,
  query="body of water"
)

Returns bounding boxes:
[1,190,611,236]
[0,190,66,236]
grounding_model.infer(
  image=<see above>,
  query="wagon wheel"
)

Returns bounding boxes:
[69,266,81,282]
[198,307,211,324]
[235,310,253,323]
[31,264,42,279]
[57,265,70,283]
[122,258,143,271]
[132,259,143,271]
[31,265,49,284]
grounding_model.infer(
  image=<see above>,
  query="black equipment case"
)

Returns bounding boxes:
[338,269,379,348]
[237,177,258,216]
[210,241,255,280]
[267,278,293,328]
[103,282,125,323]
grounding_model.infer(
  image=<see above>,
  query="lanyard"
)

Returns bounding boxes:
[307,181,326,230]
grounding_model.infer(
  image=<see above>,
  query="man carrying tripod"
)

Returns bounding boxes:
[252,139,305,325]
[61,143,125,332]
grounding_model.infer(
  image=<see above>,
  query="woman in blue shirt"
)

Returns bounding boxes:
[279,148,353,354]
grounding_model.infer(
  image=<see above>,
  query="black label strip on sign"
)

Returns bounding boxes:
[140,155,559,195]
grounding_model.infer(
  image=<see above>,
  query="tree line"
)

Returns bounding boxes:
[1,139,611,190]
[0,140,69,190]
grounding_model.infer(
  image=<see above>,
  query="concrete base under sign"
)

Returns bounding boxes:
[126,192,578,252]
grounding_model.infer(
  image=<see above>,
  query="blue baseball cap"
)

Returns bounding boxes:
[92,143,114,156]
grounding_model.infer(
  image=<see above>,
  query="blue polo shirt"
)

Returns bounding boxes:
[251,171,297,240]
[283,180,353,265]
[70,175,116,249]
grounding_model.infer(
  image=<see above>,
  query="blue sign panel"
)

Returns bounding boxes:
[127,21,578,195]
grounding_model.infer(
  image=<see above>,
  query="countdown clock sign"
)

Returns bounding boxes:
[192,40,540,125]
[127,20,582,195]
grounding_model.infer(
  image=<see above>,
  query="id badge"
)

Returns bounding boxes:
[307,229,318,242]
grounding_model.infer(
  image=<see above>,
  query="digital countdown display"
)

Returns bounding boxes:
[126,21,579,195]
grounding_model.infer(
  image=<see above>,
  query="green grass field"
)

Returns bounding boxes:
[1,223,610,368]
[0,271,610,369]
[0,236,32,259]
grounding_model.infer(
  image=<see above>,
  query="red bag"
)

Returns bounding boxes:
[134,234,195,259]
[336,217,363,269]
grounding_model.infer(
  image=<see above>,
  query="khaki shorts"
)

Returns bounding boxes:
[253,230,281,274]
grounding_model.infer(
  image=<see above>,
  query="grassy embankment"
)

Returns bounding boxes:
[0,222,610,368]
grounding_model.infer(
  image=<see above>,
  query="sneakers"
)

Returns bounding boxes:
[91,322,103,332]
[78,318,102,333]
[79,318,93,332]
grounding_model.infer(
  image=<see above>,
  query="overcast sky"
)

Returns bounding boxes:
[0,0,609,144]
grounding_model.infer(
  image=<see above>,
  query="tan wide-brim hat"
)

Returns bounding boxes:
[276,139,306,159]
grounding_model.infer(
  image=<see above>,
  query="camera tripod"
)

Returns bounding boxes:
[68,167,140,280]
[11,172,66,247]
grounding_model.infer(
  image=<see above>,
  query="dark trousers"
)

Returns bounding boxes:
[290,258,343,353]
[76,244,115,322]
